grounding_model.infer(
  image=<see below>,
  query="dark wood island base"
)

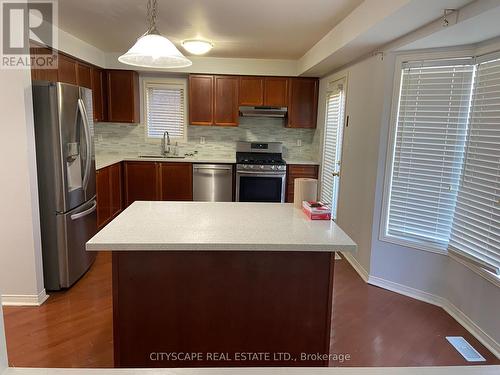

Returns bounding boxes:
[112,251,335,368]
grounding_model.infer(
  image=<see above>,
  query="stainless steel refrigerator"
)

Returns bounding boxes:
[32,81,97,290]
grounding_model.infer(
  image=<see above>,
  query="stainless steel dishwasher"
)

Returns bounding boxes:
[193,164,233,202]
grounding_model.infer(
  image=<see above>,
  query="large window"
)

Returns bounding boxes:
[449,56,500,274]
[384,55,500,276]
[144,80,186,140]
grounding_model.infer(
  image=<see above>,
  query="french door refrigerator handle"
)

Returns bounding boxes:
[78,98,92,191]
[70,200,97,221]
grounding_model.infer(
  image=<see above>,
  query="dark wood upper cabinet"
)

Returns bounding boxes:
[107,70,140,123]
[159,163,193,201]
[188,74,319,128]
[264,77,288,107]
[30,47,58,82]
[286,164,319,203]
[57,54,78,85]
[239,76,264,106]
[91,67,107,122]
[239,76,288,107]
[214,75,239,126]
[76,62,92,89]
[189,75,214,125]
[124,162,159,207]
[287,78,319,129]
[189,74,239,127]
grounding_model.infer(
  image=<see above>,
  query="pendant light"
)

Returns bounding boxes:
[118,0,192,69]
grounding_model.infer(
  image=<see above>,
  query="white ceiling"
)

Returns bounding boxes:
[58,0,364,59]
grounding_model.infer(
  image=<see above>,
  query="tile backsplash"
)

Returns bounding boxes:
[95,117,319,161]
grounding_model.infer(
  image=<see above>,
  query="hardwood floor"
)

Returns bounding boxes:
[329,257,499,367]
[2,252,499,368]
[3,252,113,368]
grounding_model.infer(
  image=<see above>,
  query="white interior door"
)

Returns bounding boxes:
[320,79,346,220]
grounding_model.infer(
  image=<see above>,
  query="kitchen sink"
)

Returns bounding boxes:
[139,155,186,159]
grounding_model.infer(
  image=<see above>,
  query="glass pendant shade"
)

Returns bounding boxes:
[118,32,192,68]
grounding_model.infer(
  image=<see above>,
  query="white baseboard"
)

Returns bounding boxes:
[367,275,500,359]
[1,289,49,306]
[367,275,446,307]
[443,300,500,360]
[341,251,369,282]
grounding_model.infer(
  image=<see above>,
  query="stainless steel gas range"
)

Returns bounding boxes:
[235,141,287,203]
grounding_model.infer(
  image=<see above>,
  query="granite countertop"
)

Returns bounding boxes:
[86,201,357,253]
[95,154,319,170]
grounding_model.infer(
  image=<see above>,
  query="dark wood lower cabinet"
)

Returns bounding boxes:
[96,167,111,228]
[124,161,194,206]
[159,163,193,201]
[109,163,123,217]
[96,163,123,229]
[124,162,159,207]
[112,251,335,368]
[286,164,319,203]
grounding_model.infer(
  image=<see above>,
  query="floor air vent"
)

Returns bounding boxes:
[446,336,486,362]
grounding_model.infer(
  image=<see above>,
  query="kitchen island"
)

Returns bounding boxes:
[87,202,357,368]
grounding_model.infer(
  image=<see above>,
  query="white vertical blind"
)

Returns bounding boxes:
[321,84,345,220]
[449,58,500,274]
[387,64,474,247]
[146,83,185,138]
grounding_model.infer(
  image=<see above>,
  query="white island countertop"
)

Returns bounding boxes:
[86,202,357,252]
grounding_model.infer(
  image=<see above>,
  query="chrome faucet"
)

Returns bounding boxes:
[161,131,170,156]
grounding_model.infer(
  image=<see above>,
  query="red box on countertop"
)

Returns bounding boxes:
[302,201,332,220]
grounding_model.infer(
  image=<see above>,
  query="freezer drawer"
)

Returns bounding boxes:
[193,164,233,202]
[53,198,97,289]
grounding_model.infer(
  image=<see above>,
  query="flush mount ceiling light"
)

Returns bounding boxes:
[181,40,214,55]
[118,0,192,69]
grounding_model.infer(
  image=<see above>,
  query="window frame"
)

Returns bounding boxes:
[379,52,475,256]
[380,51,500,286]
[142,77,188,142]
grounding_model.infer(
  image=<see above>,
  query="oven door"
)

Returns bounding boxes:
[236,170,286,203]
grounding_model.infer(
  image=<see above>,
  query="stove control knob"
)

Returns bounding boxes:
[260,165,264,170]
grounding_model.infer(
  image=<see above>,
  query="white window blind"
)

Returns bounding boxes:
[321,84,345,220]
[387,63,474,247]
[145,82,186,139]
[449,58,500,275]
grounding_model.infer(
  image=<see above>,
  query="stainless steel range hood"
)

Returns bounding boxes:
[239,106,287,118]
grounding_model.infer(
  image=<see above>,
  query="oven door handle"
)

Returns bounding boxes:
[237,170,286,176]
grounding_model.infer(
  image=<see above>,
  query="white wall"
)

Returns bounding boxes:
[318,55,387,274]
[0,299,6,372]
[317,48,500,357]
[0,67,46,305]
[106,53,298,76]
